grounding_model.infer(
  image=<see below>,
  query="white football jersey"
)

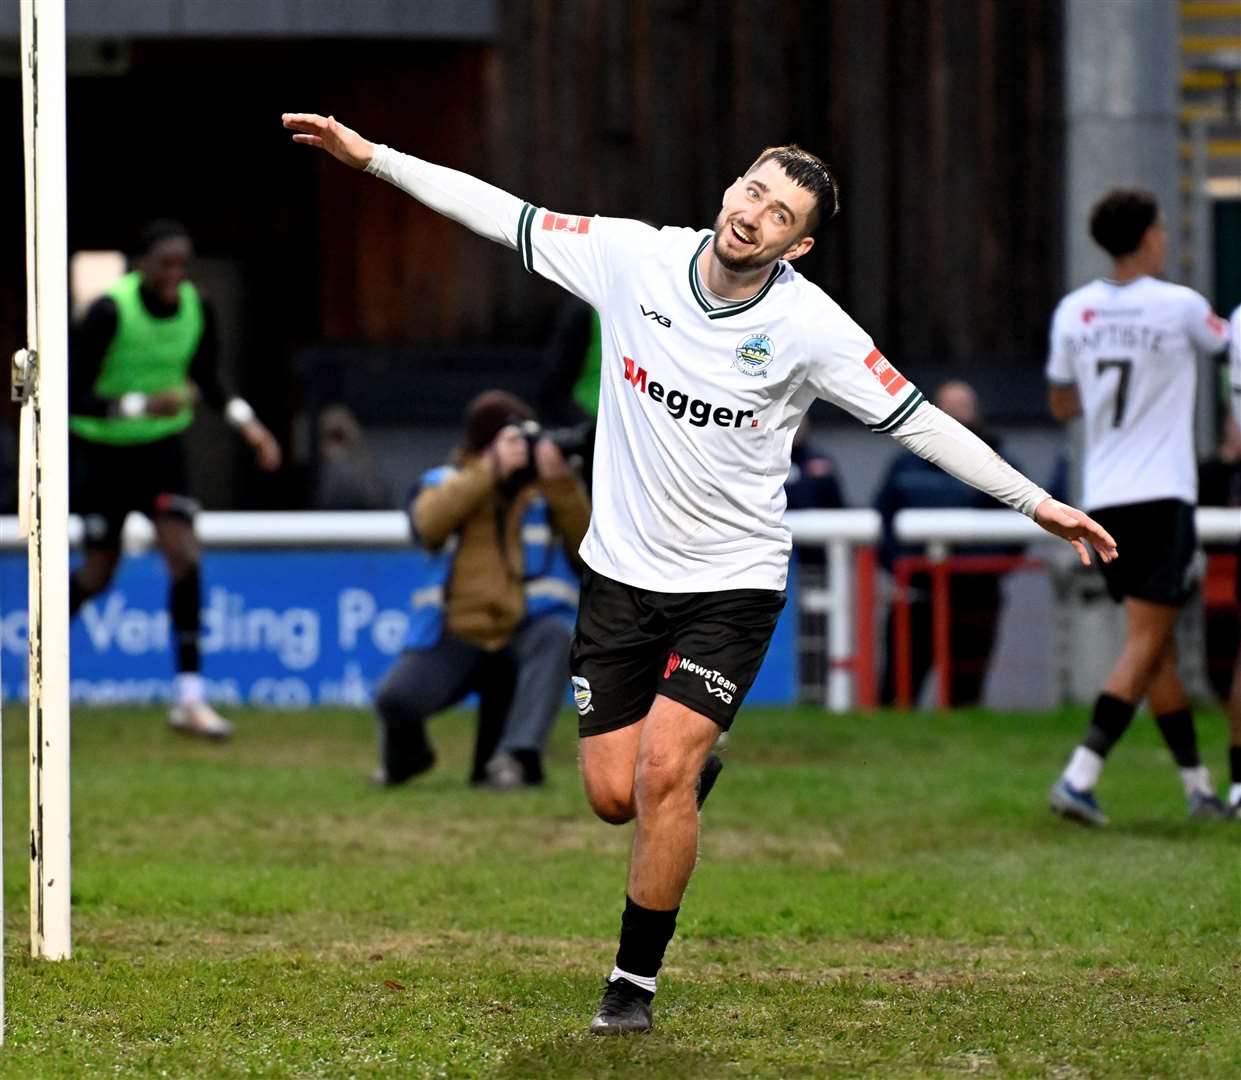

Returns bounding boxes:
[518,208,924,592]
[1231,304,1241,429]
[1045,276,1230,511]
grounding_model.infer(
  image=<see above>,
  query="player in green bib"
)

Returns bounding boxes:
[69,220,282,739]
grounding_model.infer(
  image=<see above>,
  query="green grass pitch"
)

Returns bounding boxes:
[0,704,1237,1077]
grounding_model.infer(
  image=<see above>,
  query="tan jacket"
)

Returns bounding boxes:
[411,457,591,651]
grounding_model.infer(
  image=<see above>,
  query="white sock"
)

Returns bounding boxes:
[1064,746,1103,792]
[1228,783,1241,808]
[1180,764,1213,798]
[610,967,657,995]
[174,672,205,706]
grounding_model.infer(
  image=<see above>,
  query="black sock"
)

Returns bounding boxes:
[1231,746,1241,786]
[170,567,202,673]
[614,895,678,998]
[1154,708,1200,769]
[69,573,89,616]
[1082,693,1135,758]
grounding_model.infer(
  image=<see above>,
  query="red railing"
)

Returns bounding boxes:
[891,552,1045,709]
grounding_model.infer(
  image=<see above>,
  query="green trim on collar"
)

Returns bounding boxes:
[688,235,783,320]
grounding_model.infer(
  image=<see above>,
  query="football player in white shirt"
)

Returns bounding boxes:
[1045,189,1232,826]
[1228,303,1241,818]
[284,112,1117,1034]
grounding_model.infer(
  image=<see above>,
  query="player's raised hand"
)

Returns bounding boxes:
[241,419,282,472]
[1033,497,1117,567]
[282,113,374,169]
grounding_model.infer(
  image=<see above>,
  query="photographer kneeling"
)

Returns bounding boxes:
[374,389,591,788]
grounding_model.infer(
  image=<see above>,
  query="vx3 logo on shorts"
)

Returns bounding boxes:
[571,675,594,715]
[705,683,734,704]
[641,304,672,328]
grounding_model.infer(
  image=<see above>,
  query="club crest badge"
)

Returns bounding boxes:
[571,675,594,715]
[734,333,774,377]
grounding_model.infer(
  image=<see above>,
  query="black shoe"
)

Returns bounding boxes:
[373,749,435,786]
[589,978,653,1035]
[696,752,724,809]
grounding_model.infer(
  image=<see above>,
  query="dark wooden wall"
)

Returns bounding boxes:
[0,2,1066,463]
[479,0,1064,366]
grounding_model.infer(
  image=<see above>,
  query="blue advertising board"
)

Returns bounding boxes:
[0,551,797,707]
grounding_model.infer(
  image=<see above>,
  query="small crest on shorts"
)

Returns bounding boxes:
[734,333,774,377]
[571,675,594,715]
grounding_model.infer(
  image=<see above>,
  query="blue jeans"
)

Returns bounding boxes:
[497,613,575,756]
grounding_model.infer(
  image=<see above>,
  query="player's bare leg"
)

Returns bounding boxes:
[1052,598,1179,824]
[581,696,721,1034]
[628,696,719,907]
[1146,646,1222,816]
[581,723,641,825]
[155,515,230,739]
[1102,598,1179,702]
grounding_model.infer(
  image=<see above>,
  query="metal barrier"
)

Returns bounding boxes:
[891,507,1241,708]
[0,509,885,713]
[6,506,1231,712]
[785,510,880,711]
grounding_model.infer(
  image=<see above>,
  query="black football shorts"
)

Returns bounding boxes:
[569,565,786,737]
[70,433,200,550]
[1090,498,1199,607]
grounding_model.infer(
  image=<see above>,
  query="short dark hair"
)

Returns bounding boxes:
[462,389,534,454]
[135,219,191,257]
[1088,190,1159,258]
[745,145,840,233]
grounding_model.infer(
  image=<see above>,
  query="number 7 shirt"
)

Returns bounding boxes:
[1045,276,1230,513]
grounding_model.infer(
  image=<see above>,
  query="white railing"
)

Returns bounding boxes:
[785,510,880,711]
[2,506,1234,713]
[0,511,413,551]
[0,509,885,713]
[894,506,1241,552]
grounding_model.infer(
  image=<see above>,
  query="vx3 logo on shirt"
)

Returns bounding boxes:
[641,304,672,328]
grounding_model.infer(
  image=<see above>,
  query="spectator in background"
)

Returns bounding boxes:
[69,220,282,739]
[875,380,1014,706]
[373,389,591,789]
[784,414,846,515]
[313,404,391,510]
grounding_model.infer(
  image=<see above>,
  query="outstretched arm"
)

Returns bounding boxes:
[891,403,1116,567]
[282,113,524,249]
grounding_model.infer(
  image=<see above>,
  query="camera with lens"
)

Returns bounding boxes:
[501,418,595,494]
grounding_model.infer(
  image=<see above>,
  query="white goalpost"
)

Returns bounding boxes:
[15,0,73,1000]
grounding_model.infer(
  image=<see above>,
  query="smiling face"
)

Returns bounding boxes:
[711,159,819,274]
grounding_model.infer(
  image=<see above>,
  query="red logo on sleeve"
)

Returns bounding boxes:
[542,213,591,235]
[863,348,908,397]
[1208,312,1226,335]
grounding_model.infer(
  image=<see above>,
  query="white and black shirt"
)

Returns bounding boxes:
[1045,276,1230,512]
[519,212,925,592]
